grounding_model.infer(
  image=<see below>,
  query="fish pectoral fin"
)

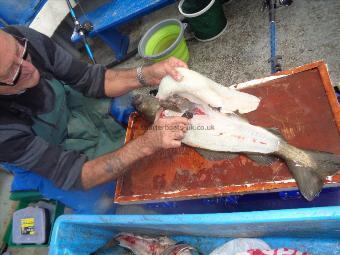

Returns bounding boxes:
[246,153,279,166]
[286,160,324,201]
[195,148,239,161]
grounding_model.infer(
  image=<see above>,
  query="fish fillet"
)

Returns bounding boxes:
[158,68,279,154]
[157,68,260,114]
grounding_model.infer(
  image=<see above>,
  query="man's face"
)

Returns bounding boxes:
[0,30,40,95]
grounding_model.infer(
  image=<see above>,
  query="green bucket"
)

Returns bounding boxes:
[138,19,189,63]
[179,0,227,41]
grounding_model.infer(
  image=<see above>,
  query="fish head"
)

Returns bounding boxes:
[132,94,161,123]
[160,94,197,113]
[115,233,177,255]
[133,94,199,122]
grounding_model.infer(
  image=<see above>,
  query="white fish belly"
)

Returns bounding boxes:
[186,113,280,154]
[159,68,279,154]
[165,110,280,154]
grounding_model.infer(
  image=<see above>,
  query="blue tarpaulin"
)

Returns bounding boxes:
[0,0,47,25]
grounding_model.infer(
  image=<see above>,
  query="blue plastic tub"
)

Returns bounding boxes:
[49,206,340,255]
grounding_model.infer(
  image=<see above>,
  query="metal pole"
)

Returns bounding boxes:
[268,0,281,73]
[0,17,8,27]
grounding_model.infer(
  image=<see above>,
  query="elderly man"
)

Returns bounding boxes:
[0,26,189,192]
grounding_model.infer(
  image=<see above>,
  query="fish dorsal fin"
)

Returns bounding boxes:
[224,112,249,123]
[266,127,285,139]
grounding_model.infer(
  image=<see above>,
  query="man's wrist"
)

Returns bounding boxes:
[135,135,157,156]
[136,65,149,87]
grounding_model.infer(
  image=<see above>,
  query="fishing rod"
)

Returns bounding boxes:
[65,0,96,64]
[0,17,8,28]
[263,0,293,73]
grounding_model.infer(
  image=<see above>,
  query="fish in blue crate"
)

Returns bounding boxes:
[90,232,201,255]
[133,68,340,201]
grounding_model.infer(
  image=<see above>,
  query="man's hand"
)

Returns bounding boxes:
[81,109,189,189]
[139,109,189,155]
[143,57,188,86]
[104,57,188,97]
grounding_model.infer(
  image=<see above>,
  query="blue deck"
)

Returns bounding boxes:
[0,0,47,26]
[72,0,176,41]
[49,206,340,255]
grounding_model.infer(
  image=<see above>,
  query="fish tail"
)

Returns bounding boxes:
[279,143,340,201]
[285,158,325,201]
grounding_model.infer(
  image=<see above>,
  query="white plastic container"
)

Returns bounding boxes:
[12,206,47,244]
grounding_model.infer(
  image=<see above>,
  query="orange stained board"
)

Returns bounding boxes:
[115,61,340,204]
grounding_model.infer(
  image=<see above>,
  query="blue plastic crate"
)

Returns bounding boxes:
[49,206,340,255]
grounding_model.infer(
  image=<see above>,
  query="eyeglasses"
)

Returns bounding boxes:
[0,37,29,86]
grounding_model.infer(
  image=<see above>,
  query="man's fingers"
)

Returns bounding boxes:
[154,107,164,122]
[173,130,185,140]
[156,116,189,127]
[178,123,187,132]
[165,64,183,82]
[169,57,189,69]
[168,140,182,148]
[165,116,189,126]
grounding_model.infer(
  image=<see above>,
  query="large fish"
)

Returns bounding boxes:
[133,68,340,201]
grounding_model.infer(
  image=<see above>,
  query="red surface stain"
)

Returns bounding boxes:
[153,174,166,192]
[199,174,207,181]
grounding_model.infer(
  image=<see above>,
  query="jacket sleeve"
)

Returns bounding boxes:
[10,26,107,98]
[0,123,86,190]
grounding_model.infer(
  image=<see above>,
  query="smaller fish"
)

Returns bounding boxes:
[90,232,197,255]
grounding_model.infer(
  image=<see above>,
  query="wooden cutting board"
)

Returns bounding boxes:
[115,61,340,204]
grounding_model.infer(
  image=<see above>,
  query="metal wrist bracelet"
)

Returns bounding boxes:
[136,65,149,87]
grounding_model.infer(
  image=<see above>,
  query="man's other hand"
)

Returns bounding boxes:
[140,108,189,155]
[143,57,188,86]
